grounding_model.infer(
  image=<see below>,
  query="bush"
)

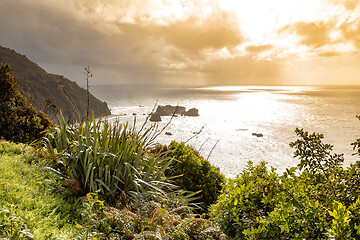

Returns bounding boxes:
[78,192,229,239]
[0,64,52,143]
[167,141,225,210]
[214,128,360,239]
[243,168,330,239]
[209,161,279,238]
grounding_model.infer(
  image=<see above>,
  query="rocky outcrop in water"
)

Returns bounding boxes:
[155,105,186,116]
[149,105,199,122]
[252,133,263,137]
[184,108,199,116]
[149,112,162,122]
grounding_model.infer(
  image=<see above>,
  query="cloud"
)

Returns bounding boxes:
[0,0,247,85]
[2,0,358,86]
[318,51,341,57]
[245,45,273,54]
[282,21,334,48]
[179,56,283,85]
[0,0,166,83]
[326,0,359,10]
[340,20,360,50]
[156,10,243,54]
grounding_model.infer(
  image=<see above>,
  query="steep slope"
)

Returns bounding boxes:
[0,46,111,120]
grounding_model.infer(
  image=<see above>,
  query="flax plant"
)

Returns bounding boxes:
[38,113,174,204]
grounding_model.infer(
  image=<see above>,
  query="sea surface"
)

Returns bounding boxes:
[91,85,360,178]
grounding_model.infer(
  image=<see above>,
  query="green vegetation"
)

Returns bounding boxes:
[0,141,81,239]
[0,64,52,143]
[0,123,228,239]
[39,114,173,205]
[210,128,360,239]
[166,141,225,210]
[3,120,360,239]
[209,161,279,239]
[2,68,360,238]
[77,192,227,239]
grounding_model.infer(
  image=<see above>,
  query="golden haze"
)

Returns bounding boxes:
[0,0,359,85]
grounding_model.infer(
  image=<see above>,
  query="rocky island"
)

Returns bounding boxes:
[149,105,199,122]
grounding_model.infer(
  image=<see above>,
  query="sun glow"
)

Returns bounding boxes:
[11,0,359,85]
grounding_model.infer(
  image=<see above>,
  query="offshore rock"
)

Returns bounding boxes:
[184,108,199,116]
[149,112,162,122]
[156,105,186,116]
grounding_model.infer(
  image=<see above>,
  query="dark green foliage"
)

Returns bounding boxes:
[167,141,225,210]
[244,169,330,239]
[290,128,360,206]
[210,161,279,238]
[0,64,52,143]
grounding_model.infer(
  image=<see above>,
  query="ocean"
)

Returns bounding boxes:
[91,85,360,178]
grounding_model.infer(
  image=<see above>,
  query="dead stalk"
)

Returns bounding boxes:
[58,81,81,122]
[185,124,206,144]
[206,139,220,161]
[198,137,210,152]
[138,101,158,135]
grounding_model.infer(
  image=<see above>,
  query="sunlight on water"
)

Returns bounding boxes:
[93,85,360,178]
[236,92,278,121]
[202,85,312,92]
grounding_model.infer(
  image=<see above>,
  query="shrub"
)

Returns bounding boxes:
[0,64,52,143]
[78,193,229,239]
[167,141,225,210]
[235,128,360,239]
[289,128,344,176]
[209,161,279,238]
[243,168,330,239]
[290,128,360,207]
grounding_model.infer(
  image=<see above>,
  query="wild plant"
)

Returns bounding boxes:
[37,113,174,204]
[77,193,228,239]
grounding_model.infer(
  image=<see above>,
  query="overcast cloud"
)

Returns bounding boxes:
[0,0,360,85]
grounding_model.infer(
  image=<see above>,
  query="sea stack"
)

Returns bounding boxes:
[184,108,199,116]
[149,112,162,122]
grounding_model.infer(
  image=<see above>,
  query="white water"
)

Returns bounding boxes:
[92,85,360,178]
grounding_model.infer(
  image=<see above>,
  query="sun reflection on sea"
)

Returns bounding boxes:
[235,92,277,122]
[97,84,360,178]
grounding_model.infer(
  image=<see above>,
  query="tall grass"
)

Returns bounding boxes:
[39,113,174,204]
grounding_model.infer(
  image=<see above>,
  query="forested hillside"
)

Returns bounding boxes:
[0,46,111,120]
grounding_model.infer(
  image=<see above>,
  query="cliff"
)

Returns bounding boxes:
[0,46,111,120]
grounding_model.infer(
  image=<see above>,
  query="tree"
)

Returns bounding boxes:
[0,63,52,143]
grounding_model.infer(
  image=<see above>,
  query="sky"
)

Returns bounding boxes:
[0,0,360,86]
